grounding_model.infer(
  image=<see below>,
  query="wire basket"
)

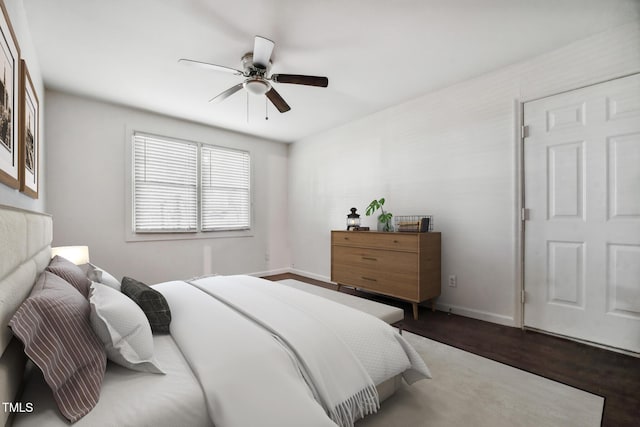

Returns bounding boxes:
[394,215,433,232]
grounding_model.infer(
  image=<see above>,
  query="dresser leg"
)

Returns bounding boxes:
[431,299,436,312]
[336,284,341,292]
[412,303,419,320]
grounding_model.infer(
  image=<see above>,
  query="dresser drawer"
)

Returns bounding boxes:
[332,231,418,252]
[331,265,419,301]
[332,245,418,274]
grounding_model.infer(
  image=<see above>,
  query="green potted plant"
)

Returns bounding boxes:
[366,198,393,232]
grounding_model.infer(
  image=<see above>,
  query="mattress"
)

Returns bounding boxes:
[13,334,211,427]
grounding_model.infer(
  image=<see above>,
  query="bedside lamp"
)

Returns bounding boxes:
[51,245,90,265]
[346,208,360,230]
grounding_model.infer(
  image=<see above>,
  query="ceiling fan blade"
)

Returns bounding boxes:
[179,59,244,76]
[265,87,291,113]
[209,83,244,103]
[253,36,275,69]
[271,74,328,87]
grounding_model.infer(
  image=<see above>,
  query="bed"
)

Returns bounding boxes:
[0,205,430,427]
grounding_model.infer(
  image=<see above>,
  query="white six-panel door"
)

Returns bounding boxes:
[523,73,640,353]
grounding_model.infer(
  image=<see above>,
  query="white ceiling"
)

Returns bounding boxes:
[23,0,640,142]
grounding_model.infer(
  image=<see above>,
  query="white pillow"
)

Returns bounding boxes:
[81,263,121,291]
[89,282,164,374]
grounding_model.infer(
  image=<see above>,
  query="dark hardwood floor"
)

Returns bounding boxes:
[264,273,640,427]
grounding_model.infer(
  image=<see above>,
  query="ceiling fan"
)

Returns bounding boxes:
[179,36,328,113]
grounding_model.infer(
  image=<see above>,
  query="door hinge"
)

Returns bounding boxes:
[521,125,529,139]
[521,208,530,221]
[521,290,526,304]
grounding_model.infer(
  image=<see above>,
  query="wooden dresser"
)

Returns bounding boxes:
[331,230,441,320]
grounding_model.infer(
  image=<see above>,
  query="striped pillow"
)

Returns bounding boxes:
[46,255,92,297]
[9,271,107,422]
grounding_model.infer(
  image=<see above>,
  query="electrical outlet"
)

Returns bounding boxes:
[448,275,457,287]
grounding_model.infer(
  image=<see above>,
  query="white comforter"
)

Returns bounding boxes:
[155,275,430,427]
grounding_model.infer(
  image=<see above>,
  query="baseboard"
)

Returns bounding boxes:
[434,302,516,327]
[289,268,333,283]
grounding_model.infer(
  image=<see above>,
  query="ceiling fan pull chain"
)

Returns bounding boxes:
[265,97,269,121]
[246,91,249,124]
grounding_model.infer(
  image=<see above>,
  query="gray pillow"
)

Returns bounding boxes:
[46,255,91,297]
[121,276,171,334]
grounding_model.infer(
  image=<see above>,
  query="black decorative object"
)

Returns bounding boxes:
[346,207,360,230]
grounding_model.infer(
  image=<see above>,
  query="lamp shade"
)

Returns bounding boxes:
[51,246,90,265]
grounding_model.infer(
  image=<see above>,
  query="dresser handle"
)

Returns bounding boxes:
[393,240,399,243]
[361,256,377,261]
[344,237,349,240]
[361,276,377,282]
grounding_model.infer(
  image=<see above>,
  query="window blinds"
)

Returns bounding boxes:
[133,133,198,232]
[132,133,251,233]
[201,144,251,230]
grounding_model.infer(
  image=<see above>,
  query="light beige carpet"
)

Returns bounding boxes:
[358,332,604,427]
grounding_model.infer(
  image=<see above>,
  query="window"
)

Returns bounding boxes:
[133,134,198,232]
[201,144,251,231]
[132,132,251,233]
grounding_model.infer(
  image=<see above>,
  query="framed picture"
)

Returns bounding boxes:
[19,60,38,198]
[0,1,20,189]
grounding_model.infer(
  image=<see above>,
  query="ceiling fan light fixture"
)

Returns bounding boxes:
[244,78,270,95]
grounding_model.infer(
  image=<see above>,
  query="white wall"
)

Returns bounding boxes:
[46,90,290,284]
[288,21,640,326]
[0,0,45,212]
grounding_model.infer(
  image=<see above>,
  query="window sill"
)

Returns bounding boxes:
[125,228,254,243]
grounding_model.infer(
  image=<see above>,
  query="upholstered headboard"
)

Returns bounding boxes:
[0,205,52,426]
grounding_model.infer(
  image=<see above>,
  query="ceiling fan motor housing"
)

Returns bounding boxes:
[242,53,270,74]
[240,53,272,95]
